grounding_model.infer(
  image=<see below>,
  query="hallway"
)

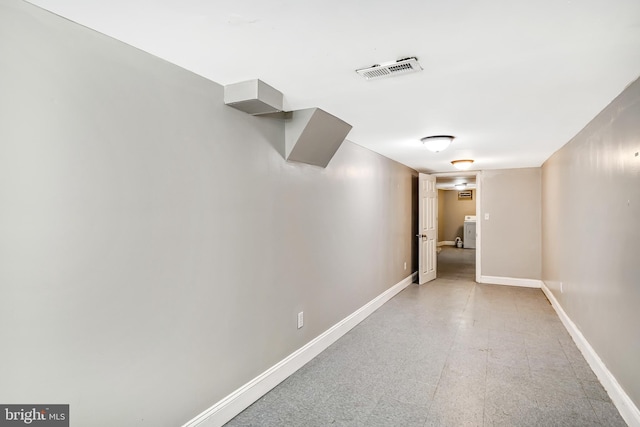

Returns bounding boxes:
[225,249,625,426]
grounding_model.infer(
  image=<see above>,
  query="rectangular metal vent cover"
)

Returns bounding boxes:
[356,57,422,80]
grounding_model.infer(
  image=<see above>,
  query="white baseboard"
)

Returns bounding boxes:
[541,283,640,427]
[477,275,542,288]
[183,272,417,427]
[437,241,455,247]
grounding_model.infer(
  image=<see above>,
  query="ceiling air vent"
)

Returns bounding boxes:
[356,57,422,80]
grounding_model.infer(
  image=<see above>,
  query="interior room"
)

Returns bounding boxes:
[1,1,639,426]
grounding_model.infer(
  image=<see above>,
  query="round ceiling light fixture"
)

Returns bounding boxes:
[421,135,454,153]
[451,159,474,170]
[455,183,467,190]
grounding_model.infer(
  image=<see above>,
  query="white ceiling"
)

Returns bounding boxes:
[435,175,476,191]
[26,0,640,173]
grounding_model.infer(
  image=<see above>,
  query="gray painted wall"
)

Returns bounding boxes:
[0,1,416,425]
[541,76,640,408]
[480,168,542,279]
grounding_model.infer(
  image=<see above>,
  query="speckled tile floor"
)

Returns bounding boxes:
[225,247,626,426]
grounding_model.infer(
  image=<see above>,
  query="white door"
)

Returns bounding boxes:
[418,173,437,284]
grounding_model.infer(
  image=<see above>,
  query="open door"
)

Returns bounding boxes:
[418,173,437,284]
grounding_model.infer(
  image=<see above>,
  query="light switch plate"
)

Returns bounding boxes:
[297,312,304,329]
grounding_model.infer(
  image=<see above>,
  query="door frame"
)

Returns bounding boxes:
[431,171,482,283]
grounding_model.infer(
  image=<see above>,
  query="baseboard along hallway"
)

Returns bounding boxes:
[224,247,625,426]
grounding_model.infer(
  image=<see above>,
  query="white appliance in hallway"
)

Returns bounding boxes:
[464,215,476,249]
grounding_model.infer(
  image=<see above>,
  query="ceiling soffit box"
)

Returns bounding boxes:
[224,80,352,168]
[285,108,352,168]
[224,79,283,115]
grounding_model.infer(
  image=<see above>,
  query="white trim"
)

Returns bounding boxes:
[437,241,455,247]
[182,272,417,427]
[432,170,482,283]
[541,283,640,427]
[431,171,479,179]
[475,171,482,283]
[477,275,542,288]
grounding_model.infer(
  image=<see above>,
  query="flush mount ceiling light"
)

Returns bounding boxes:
[451,159,474,170]
[421,135,455,153]
[455,183,467,190]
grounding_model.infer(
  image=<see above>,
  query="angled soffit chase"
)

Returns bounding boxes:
[224,79,352,168]
[284,108,352,168]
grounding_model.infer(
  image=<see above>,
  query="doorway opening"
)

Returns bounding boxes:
[434,172,480,282]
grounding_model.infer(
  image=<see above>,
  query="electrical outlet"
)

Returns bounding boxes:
[297,312,304,329]
[484,213,490,220]
[404,262,407,270]
[560,282,563,293]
